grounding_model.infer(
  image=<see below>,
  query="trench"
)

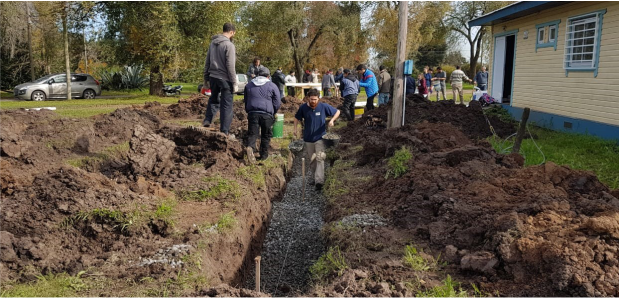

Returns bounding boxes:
[241,150,327,296]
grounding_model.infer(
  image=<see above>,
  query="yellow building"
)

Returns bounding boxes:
[469,1,618,140]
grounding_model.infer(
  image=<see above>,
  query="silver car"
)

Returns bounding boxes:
[13,73,102,101]
[236,74,248,94]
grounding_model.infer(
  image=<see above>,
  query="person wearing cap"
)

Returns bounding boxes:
[339,69,359,121]
[271,67,286,99]
[244,67,281,162]
[293,89,341,190]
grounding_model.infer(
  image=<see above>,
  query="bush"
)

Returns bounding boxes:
[98,64,149,91]
[386,146,412,178]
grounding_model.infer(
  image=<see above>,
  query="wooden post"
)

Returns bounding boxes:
[512,107,531,154]
[389,1,408,128]
[301,157,306,201]
[254,256,261,292]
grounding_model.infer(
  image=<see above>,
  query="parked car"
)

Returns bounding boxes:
[197,74,248,96]
[13,73,102,101]
[236,74,248,94]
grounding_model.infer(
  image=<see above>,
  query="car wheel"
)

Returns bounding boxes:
[31,91,46,101]
[83,89,96,99]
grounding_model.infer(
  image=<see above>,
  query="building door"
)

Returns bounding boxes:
[492,33,516,104]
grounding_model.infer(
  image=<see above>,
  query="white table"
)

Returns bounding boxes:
[285,82,340,98]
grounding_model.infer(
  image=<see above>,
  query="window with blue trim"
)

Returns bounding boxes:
[535,20,561,52]
[563,10,606,77]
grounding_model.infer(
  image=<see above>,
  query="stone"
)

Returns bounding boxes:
[444,245,459,263]
[353,269,368,280]
[460,251,498,274]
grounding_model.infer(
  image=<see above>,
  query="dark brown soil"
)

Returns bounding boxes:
[0,96,291,295]
[315,104,619,297]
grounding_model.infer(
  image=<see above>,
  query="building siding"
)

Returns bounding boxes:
[488,1,619,127]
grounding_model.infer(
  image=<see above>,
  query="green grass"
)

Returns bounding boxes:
[309,246,348,282]
[386,146,413,179]
[179,175,241,202]
[66,142,130,169]
[403,245,430,271]
[215,212,237,233]
[416,275,468,297]
[0,272,88,297]
[488,125,619,189]
[324,160,355,199]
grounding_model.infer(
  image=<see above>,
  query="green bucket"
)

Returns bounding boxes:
[272,113,284,138]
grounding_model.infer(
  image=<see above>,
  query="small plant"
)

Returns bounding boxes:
[309,246,348,281]
[152,199,177,225]
[181,175,241,201]
[403,245,430,271]
[237,165,266,189]
[0,272,87,297]
[416,275,468,297]
[215,212,237,233]
[386,146,412,178]
[324,160,354,199]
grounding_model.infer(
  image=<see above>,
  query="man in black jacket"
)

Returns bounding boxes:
[271,67,286,99]
[244,67,281,162]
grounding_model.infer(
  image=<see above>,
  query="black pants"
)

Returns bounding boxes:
[287,86,295,97]
[204,78,234,134]
[323,88,331,97]
[342,94,357,121]
[366,93,377,111]
[246,113,274,159]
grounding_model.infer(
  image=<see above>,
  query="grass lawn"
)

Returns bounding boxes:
[488,125,619,189]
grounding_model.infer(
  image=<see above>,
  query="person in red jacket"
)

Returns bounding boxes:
[417,73,428,97]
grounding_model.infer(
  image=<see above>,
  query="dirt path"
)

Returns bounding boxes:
[245,151,327,296]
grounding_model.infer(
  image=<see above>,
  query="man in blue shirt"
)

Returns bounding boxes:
[244,67,281,162]
[474,66,489,91]
[356,64,379,111]
[293,89,341,190]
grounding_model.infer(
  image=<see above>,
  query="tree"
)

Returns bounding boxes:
[444,50,467,66]
[445,1,512,78]
[243,1,365,81]
[101,2,180,96]
[368,1,449,70]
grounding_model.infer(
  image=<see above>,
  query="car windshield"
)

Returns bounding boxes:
[33,75,54,83]
[237,75,246,82]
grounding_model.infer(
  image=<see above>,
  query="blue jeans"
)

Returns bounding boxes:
[478,84,488,91]
[378,93,390,105]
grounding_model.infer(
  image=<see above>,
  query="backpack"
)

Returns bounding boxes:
[479,93,495,106]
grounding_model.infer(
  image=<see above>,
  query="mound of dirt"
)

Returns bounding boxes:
[339,95,515,144]
[167,93,209,118]
[325,111,618,296]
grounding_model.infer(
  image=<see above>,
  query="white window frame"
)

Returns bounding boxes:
[548,25,557,43]
[537,27,545,44]
[563,9,606,77]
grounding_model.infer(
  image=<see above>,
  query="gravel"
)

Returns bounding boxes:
[133,244,192,268]
[339,213,388,227]
[245,152,327,296]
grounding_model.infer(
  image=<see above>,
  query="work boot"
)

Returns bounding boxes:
[315,183,323,191]
[202,119,211,127]
[246,147,256,164]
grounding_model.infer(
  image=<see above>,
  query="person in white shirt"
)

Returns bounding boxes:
[449,65,472,104]
[285,71,297,97]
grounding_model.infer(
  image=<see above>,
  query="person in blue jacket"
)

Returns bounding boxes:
[244,67,281,162]
[355,64,379,111]
[339,69,360,121]
[405,74,416,95]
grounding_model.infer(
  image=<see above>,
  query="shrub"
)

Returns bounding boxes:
[309,246,348,281]
[98,65,149,91]
[386,146,412,178]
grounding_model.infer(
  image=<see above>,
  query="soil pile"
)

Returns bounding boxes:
[321,106,618,296]
[0,103,290,295]
[339,95,515,143]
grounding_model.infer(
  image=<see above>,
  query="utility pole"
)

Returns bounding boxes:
[389,1,408,128]
[26,2,35,81]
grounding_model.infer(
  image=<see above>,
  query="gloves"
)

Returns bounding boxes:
[233,82,239,93]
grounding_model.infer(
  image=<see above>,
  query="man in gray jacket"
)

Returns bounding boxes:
[377,65,391,106]
[203,23,238,136]
[321,69,336,97]
[247,57,266,80]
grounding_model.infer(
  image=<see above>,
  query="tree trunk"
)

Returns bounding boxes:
[26,2,35,81]
[63,6,71,100]
[389,0,408,128]
[149,65,164,96]
[83,26,88,74]
[287,29,303,82]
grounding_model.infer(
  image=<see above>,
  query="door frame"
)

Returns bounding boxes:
[492,29,518,105]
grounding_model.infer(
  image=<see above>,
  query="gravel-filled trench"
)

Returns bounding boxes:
[245,150,327,296]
